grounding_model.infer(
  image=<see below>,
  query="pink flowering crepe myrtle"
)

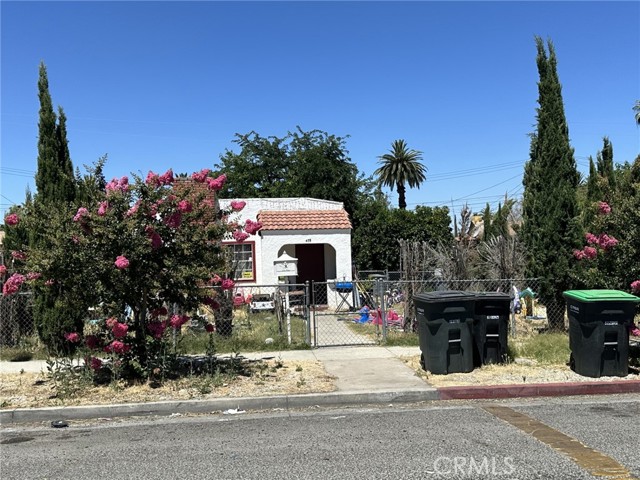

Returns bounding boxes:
[111,321,129,339]
[191,168,211,183]
[104,340,131,354]
[169,314,190,329]
[105,176,130,195]
[73,207,90,223]
[245,219,262,235]
[97,201,109,216]
[114,255,130,269]
[230,200,246,212]
[598,201,612,215]
[147,320,168,339]
[11,251,26,261]
[206,174,227,191]
[631,280,640,295]
[574,232,619,260]
[4,213,19,226]
[3,273,26,296]
[64,332,81,343]
[146,169,175,188]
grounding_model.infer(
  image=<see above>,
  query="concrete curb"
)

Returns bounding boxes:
[436,379,640,400]
[0,388,438,425]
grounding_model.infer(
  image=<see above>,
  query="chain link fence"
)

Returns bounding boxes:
[0,278,588,350]
[0,292,35,348]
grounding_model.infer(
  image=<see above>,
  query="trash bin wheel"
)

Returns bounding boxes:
[420,353,426,370]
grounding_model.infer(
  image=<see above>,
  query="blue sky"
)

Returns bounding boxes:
[2,1,639,221]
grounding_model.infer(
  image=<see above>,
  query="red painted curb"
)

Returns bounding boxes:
[436,379,640,400]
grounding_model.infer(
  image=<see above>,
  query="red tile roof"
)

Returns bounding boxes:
[257,210,352,231]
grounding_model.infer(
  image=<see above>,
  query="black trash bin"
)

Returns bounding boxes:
[472,292,511,366]
[414,291,475,374]
[563,290,640,378]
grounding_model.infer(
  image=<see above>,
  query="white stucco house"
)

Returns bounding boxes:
[217,197,354,306]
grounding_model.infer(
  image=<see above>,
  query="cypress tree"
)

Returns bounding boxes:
[32,62,82,355]
[482,203,492,240]
[521,37,581,330]
[55,106,76,203]
[586,156,600,202]
[34,62,61,206]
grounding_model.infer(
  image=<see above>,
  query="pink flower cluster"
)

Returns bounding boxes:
[2,273,25,296]
[148,320,168,339]
[573,247,597,260]
[169,314,190,329]
[233,231,250,242]
[111,321,129,339]
[4,213,19,226]
[105,176,130,195]
[126,200,141,217]
[145,226,163,250]
[230,200,246,212]
[0,265,6,276]
[26,272,42,281]
[73,207,89,222]
[245,219,262,235]
[191,168,211,183]
[598,202,611,214]
[97,201,109,216]
[64,332,81,343]
[145,169,174,188]
[585,232,618,250]
[575,232,619,260]
[11,251,26,261]
[596,234,619,250]
[89,357,103,371]
[221,278,235,290]
[631,280,640,295]
[177,200,192,213]
[206,174,227,191]
[115,255,130,269]
[104,340,130,354]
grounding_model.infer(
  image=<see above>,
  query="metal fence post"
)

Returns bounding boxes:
[381,278,387,342]
[304,281,311,345]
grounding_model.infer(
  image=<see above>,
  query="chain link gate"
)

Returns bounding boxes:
[309,280,386,347]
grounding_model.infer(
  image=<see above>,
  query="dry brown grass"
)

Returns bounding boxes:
[0,359,336,410]
[401,354,640,387]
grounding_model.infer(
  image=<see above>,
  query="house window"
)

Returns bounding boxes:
[227,242,255,281]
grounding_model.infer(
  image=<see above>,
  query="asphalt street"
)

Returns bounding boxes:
[2,394,638,480]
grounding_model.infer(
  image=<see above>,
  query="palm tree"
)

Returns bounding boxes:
[374,139,427,210]
[634,100,640,125]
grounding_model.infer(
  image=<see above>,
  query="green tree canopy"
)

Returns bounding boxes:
[215,127,362,217]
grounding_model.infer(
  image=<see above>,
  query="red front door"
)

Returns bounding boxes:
[295,244,326,303]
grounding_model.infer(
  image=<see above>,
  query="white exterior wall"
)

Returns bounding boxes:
[259,229,352,285]
[217,198,353,300]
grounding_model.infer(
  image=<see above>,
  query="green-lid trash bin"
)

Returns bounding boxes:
[563,289,640,378]
[414,291,475,374]
[472,292,512,366]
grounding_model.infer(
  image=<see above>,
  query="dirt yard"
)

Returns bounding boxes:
[0,359,336,410]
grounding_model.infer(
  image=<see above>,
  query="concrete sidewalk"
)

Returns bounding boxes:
[2,345,640,425]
